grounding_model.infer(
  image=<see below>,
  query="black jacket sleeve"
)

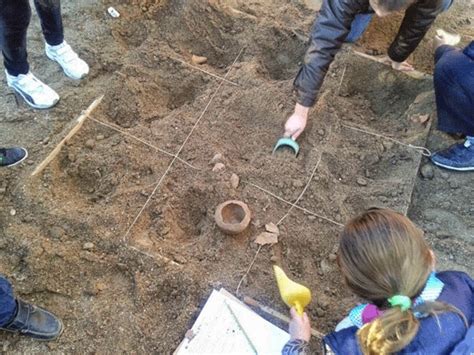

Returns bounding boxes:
[388,0,445,62]
[293,0,367,107]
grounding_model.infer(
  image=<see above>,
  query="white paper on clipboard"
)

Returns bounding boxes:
[175,289,290,354]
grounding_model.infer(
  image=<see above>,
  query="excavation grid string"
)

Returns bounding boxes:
[236,153,325,295]
[88,116,198,170]
[122,48,245,243]
[341,123,432,157]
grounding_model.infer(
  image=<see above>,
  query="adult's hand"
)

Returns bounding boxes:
[289,307,311,342]
[284,104,310,140]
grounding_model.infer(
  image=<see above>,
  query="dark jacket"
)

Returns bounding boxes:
[294,0,445,107]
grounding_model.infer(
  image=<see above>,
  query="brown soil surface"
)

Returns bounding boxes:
[0,0,472,353]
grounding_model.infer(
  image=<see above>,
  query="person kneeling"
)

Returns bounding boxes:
[431,35,474,171]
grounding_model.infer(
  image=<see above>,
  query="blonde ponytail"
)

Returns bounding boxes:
[357,301,467,354]
[357,308,419,354]
[338,209,468,354]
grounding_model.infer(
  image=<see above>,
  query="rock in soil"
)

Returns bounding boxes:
[356,177,368,186]
[212,163,225,172]
[83,242,95,250]
[230,173,240,189]
[210,153,223,164]
[191,55,208,65]
[85,139,96,149]
[420,164,434,180]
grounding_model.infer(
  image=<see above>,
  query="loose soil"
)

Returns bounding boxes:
[0,0,472,353]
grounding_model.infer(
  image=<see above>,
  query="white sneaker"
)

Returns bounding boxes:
[5,71,60,109]
[45,41,89,80]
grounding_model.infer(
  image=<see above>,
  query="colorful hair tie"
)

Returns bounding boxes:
[388,295,412,311]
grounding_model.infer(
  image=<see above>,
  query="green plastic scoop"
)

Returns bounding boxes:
[273,137,300,156]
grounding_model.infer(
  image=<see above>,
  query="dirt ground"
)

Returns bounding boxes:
[0,0,472,353]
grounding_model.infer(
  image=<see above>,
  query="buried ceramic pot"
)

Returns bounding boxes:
[214,200,251,235]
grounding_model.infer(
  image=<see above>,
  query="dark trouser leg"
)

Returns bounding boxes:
[34,0,64,46]
[434,45,474,136]
[0,0,32,76]
[0,275,17,327]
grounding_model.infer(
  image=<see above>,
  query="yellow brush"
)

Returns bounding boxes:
[273,265,312,315]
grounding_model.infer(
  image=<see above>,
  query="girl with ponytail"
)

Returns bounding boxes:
[283,208,472,354]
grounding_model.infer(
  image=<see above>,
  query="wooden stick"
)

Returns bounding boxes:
[31,95,104,177]
[243,296,324,338]
[353,51,431,79]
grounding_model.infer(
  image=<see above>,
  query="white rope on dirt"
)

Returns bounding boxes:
[341,123,432,157]
[122,47,245,244]
[236,152,327,295]
[245,181,344,228]
[169,56,240,86]
[89,116,199,170]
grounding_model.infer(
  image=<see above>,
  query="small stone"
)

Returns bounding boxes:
[68,153,76,162]
[293,179,304,188]
[27,160,34,165]
[173,255,187,264]
[439,171,449,180]
[83,242,94,250]
[212,163,225,172]
[191,55,208,65]
[9,209,16,216]
[96,134,105,140]
[383,141,394,150]
[85,139,95,149]
[320,259,331,274]
[316,307,325,317]
[95,282,107,292]
[420,164,434,180]
[329,253,337,262]
[0,187,6,194]
[49,226,64,239]
[210,153,223,164]
[317,129,325,136]
[230,173,240,189]
[449,180,460,189]
[356,177,368,186]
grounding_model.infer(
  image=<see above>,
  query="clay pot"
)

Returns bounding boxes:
[215,200,251,235]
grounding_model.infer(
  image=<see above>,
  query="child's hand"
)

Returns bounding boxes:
[390,60,414,72]
[433,29,461,50]
[289,307,311,342]
[381,56,414,72]
[283,104,309,140]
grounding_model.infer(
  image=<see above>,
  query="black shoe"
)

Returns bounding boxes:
[0,147,28,167]
[0,299,63,341]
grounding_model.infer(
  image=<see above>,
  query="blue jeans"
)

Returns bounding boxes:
[0,0,64,76]
[346,0,454,43]
[0,275,17,327]
[434,44,474,136]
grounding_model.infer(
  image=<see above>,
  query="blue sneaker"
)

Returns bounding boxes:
[431,141,474,171]
[0,147,28,167]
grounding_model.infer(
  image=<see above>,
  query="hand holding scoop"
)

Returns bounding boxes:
[273,265,312,315]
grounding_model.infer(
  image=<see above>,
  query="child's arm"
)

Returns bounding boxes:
[281,308,311,355]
